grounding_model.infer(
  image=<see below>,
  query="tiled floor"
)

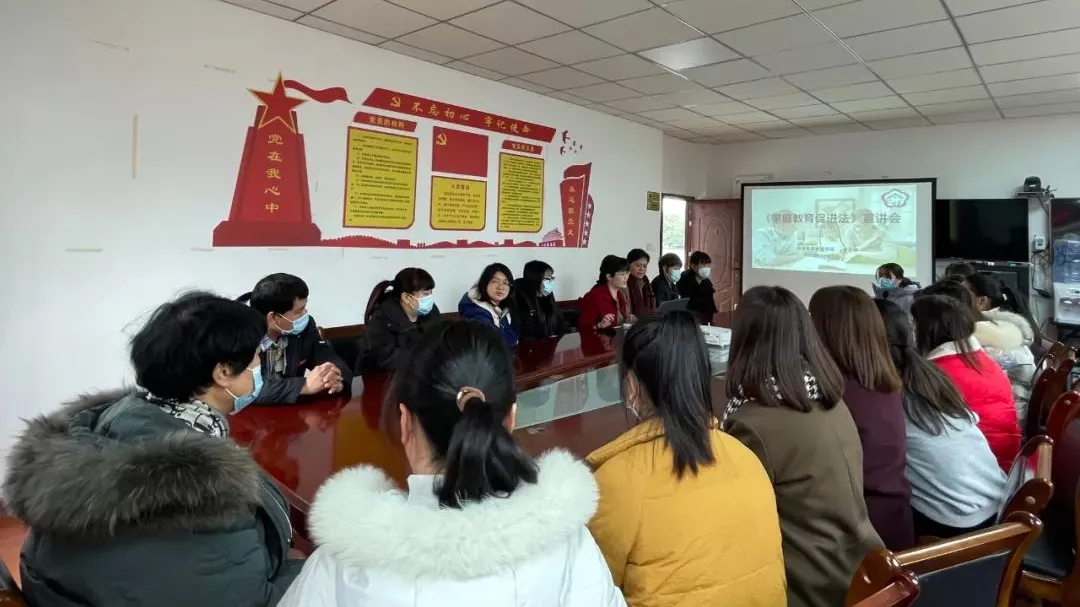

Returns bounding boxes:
[0,515,25,586]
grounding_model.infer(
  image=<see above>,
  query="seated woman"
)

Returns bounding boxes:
[963,272,1040,425]
[677,251,717,321]
[239,273,352,403]
[588,311,786,606]
[458,263,518,348]
[874,299,1006,539]
[509,260,568,342]
[872,262,920,314]
[809,286,914,550]
[363,267,440,372]
[650,252,682,304]
[3,292,303,606]
[578,255,632,333]
[723,286,883,607]
[625,248,655,318]
[278,321,625,606]
[910,293,1022,472]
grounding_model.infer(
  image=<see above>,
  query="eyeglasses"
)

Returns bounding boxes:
[489,280,512,288]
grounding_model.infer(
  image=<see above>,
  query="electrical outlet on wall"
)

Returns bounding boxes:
[1032,236,1047,252]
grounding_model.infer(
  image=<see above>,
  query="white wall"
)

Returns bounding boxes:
[0,0,663,473]
[662,135,708,199]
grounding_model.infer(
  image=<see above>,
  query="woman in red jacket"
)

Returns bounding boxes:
[911,293,1021,472]
[578,255,632,333]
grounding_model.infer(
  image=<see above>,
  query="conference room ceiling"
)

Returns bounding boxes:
[223,0,1080,143]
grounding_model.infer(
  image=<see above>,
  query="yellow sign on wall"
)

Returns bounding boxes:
[497,152,544,233]
[343,127,418,228]
[430,176,487,230]
[647,191,661,211]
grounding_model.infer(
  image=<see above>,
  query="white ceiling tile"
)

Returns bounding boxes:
[864,116,932,130]
[297,16,384,44]
[957,0,1080,44]
[688,136,714,143]
[744,92,821,110]
[516,0,652,27]
[574,54,667,80]
[741,119,799,130]
[397,23,503,58]
[546,91,591,105]
[520,66,604,89]
[500,77,554,94]
[665,116,728,129]
[886,68,983,93]
[224,0,304,19]
[847,108,921,121]
[519,31,623,64]
[715,14,836,56]
[929,109,1003,124]
[797,0,858,8]
[808,122,872,134]
[943,0,1031,17]
[663,0,801,34]
[589,103,628,117]
[695,124,751,135]
[722,112,787,125]
[813,81,894,103]
[313,0,436,38]
[623,113,662,126]
[1002,101,1080,118]
[584,9,701,52]
[605,96,673,112]
[653,87,728,107]
[378,40,452,63]
[969,28,1080,65]
[770,104,840,119]
[814,0,948,37]
[446,60,505,80]
[260,0,326,11]
[832,95,910,113]
[988,73,1080,96]
[785,64,879,89]
[994,88,1080,108]
[694,100,758,116]
[464,47,557,76]
[903,85,989,105]
[640,107,706,121]
[640,38,740,71]
[761,127,814,139]
[383,0,499,19]
[867,47,973,79]
[681,59,773,87]
[451,2,569,45]
[846,21,962,61]
[791,115,859,127]
[715,131,768,142]
[979,53,1080,83]
[915,98,997,115]
[756,42,859,75]
[716,77,801,100]
[563,82,642,102]
[619,73,698,94]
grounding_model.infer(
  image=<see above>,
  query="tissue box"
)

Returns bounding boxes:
[700,326,731,348]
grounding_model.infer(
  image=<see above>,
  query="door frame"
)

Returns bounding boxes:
[659,193,694,263]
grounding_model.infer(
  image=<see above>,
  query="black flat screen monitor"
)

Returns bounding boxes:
[933,199,1029,263]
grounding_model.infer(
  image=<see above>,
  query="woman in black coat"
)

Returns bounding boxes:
[509,260,568,342]
[651,252,683,304]
[363,268,441,372]
[678,250,718,321]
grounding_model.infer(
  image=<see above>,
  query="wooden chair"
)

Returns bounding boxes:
[1046,391,1080,446]
[1036,342,1070,374]
[848,512,1042,607]
[1027,355,1077,439]
[0,557,28,607]
[850,566,920,607]
[998,435,1054,521]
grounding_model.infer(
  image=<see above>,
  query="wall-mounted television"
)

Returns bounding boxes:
[933,199,1029,263]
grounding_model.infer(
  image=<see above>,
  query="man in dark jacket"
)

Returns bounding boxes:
[239,273,353,404]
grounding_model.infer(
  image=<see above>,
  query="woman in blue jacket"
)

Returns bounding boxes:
[459,263,519,348]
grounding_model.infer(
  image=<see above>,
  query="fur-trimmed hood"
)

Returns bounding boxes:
[308,449,597,580]
[983,308,1036,347]
[2,390,263,537]
[975,316,1025,351]
[460,286,512,325]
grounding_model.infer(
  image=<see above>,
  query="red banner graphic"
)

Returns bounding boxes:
[433,127,488,177]
[559,164,594,249]
[284,80,350,104]
[501,140,543,155]
[352,111,417,132]
[363,88,556,143]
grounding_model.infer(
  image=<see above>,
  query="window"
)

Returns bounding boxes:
[661,195,689,262]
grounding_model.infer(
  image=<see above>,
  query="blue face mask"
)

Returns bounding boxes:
[415,294,435,316]
[279,313,310,336]
[876,277,896,290]
[229,366,263,414]
[541,278,555,296]
[670,269,682,283]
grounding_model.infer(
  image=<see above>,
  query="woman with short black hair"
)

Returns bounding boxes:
[625,248,656,317]
[278,320,625,606]
[458,263,518,348]
[363,267,440,372]
[677,251,717,320]
[578,255,632,333]
[651,253,683,304]
[723,286,882,607]
[509,260,568,342]
[4,292,303,607]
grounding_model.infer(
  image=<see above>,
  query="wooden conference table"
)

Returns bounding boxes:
[231,315,732,553]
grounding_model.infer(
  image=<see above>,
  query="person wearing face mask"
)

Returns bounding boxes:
[363,267,442,372]
[678,251,718,321]
[651,252,683,304]
[2,292,304,607]
[579,255,633,333]
[872,263,920,314]
[509,260,569,342]
[459,263,519,348]
[239,273,352,404]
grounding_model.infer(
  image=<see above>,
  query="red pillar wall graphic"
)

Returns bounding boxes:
[213,75,349,247]
[559,163,594,248]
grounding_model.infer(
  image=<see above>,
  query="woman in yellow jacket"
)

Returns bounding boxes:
[587,311,787,607]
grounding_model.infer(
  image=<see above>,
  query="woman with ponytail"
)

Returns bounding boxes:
[363,267,441,372]
[278,320,625,607]
[587,311,785,606]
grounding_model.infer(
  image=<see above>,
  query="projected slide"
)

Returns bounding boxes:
[747,184,918,276]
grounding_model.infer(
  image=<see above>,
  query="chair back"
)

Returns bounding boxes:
[0,557,28,607]
[849,568,920,607]
[848,512,1042,607]
[1052,417,1080,515]
[1046,391,1080,446]
[998,435,1054,521]
[1027,356,1077,439]
[1037,342,1070,373]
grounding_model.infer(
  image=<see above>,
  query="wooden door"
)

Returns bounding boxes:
[688,199,742,314]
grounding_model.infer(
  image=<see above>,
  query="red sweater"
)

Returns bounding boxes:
[928,339,1021,472]
[578,284,630,333]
